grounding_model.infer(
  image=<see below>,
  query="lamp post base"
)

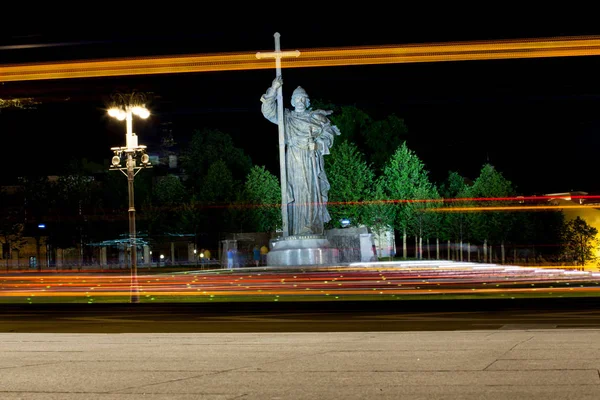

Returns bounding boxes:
[130,274,140,303]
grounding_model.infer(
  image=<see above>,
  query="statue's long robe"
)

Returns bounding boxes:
[261,91,338,236]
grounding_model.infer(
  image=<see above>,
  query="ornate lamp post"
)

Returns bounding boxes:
[108,92,151,303]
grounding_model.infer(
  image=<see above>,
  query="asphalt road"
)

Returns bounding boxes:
[2,297,600,333]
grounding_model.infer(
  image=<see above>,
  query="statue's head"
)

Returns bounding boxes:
[291,86,310,109]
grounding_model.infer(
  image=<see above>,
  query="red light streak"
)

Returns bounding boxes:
[1,265,597,300]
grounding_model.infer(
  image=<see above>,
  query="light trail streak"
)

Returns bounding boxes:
[2,36,600,82]
[19,194,600,224]
[0,287,598,298]
[1,264,598,300]
[0,40,112,50]
[429,205,600,212]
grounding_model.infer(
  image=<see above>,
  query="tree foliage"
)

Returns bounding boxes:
[178,194,206,248]
[319,104,408,172]
[17,175,52,270]
[53,160,99,249]
[439,171,472,243]
[466,163,517,244]
[362,179,396,256]
[0,188,26,270]
[242,165,282,233]
[325,105,372,146]
[325,140,375,228]
[515,210,565,261]
[140,175,187,237]
[380,142,436,236]
[2,102,586,267]
[362,115,408,172]
[562,216,598,266]
[180,128,252,194]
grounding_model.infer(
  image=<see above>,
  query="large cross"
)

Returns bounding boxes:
[256,33,300,237]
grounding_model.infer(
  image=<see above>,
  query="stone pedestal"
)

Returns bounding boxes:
[359,233,378,262]
[326,227,377,263]
[267,235,339,267]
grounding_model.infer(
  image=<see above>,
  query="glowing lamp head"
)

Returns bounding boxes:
[108,108,127,120]
[132,106,150,119]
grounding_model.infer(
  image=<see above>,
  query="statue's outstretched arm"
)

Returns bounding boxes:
[312,109,333,116]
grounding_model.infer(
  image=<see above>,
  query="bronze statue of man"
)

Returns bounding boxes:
[261,76,341,236]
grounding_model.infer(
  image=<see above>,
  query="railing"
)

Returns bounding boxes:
[0,259,224,273]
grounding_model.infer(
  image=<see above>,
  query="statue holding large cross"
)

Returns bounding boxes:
[256,33,299,237]
[258,33,341,238]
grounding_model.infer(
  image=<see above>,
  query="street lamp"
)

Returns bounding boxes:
[108,92,152,304]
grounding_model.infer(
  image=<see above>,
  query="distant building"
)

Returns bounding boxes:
[0,144,193,270]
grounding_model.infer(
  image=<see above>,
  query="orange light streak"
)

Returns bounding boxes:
[2,36,600,82]
[2,266,598,301]
[19,195,600,221]
[430,205,600,212]
[1,286,598,297]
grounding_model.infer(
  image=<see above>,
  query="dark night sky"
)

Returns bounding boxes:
[2,17,600,195]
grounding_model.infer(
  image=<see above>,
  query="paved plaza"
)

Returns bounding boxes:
[1,328,600,399]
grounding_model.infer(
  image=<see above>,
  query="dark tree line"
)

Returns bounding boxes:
[1,105,597,267]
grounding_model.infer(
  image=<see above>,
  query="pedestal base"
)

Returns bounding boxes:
[267,235,339,267]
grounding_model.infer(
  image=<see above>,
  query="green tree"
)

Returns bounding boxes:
[325,104,372,146]
[180,128,252,195]
[101,169,127,210]
[18,175,52,271]
[201,160,240,233]
[380,142,436,259]
[142,174,187,237]
[0,188,26,271]
[405,184,442,260]
[513,210,565,263]
[439,171,472,260]
[467,163,517,263]
[439,171,470,200]
[200,160,237,204]
[179,194,206,252]
[52,158,103,265]
[363,115,408,172]
[242,165,282,233]
[314,104,408,172]
[325,140,375,228]
[95,170,131,243]
[362,179,396,259]
[562,216,599,266]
